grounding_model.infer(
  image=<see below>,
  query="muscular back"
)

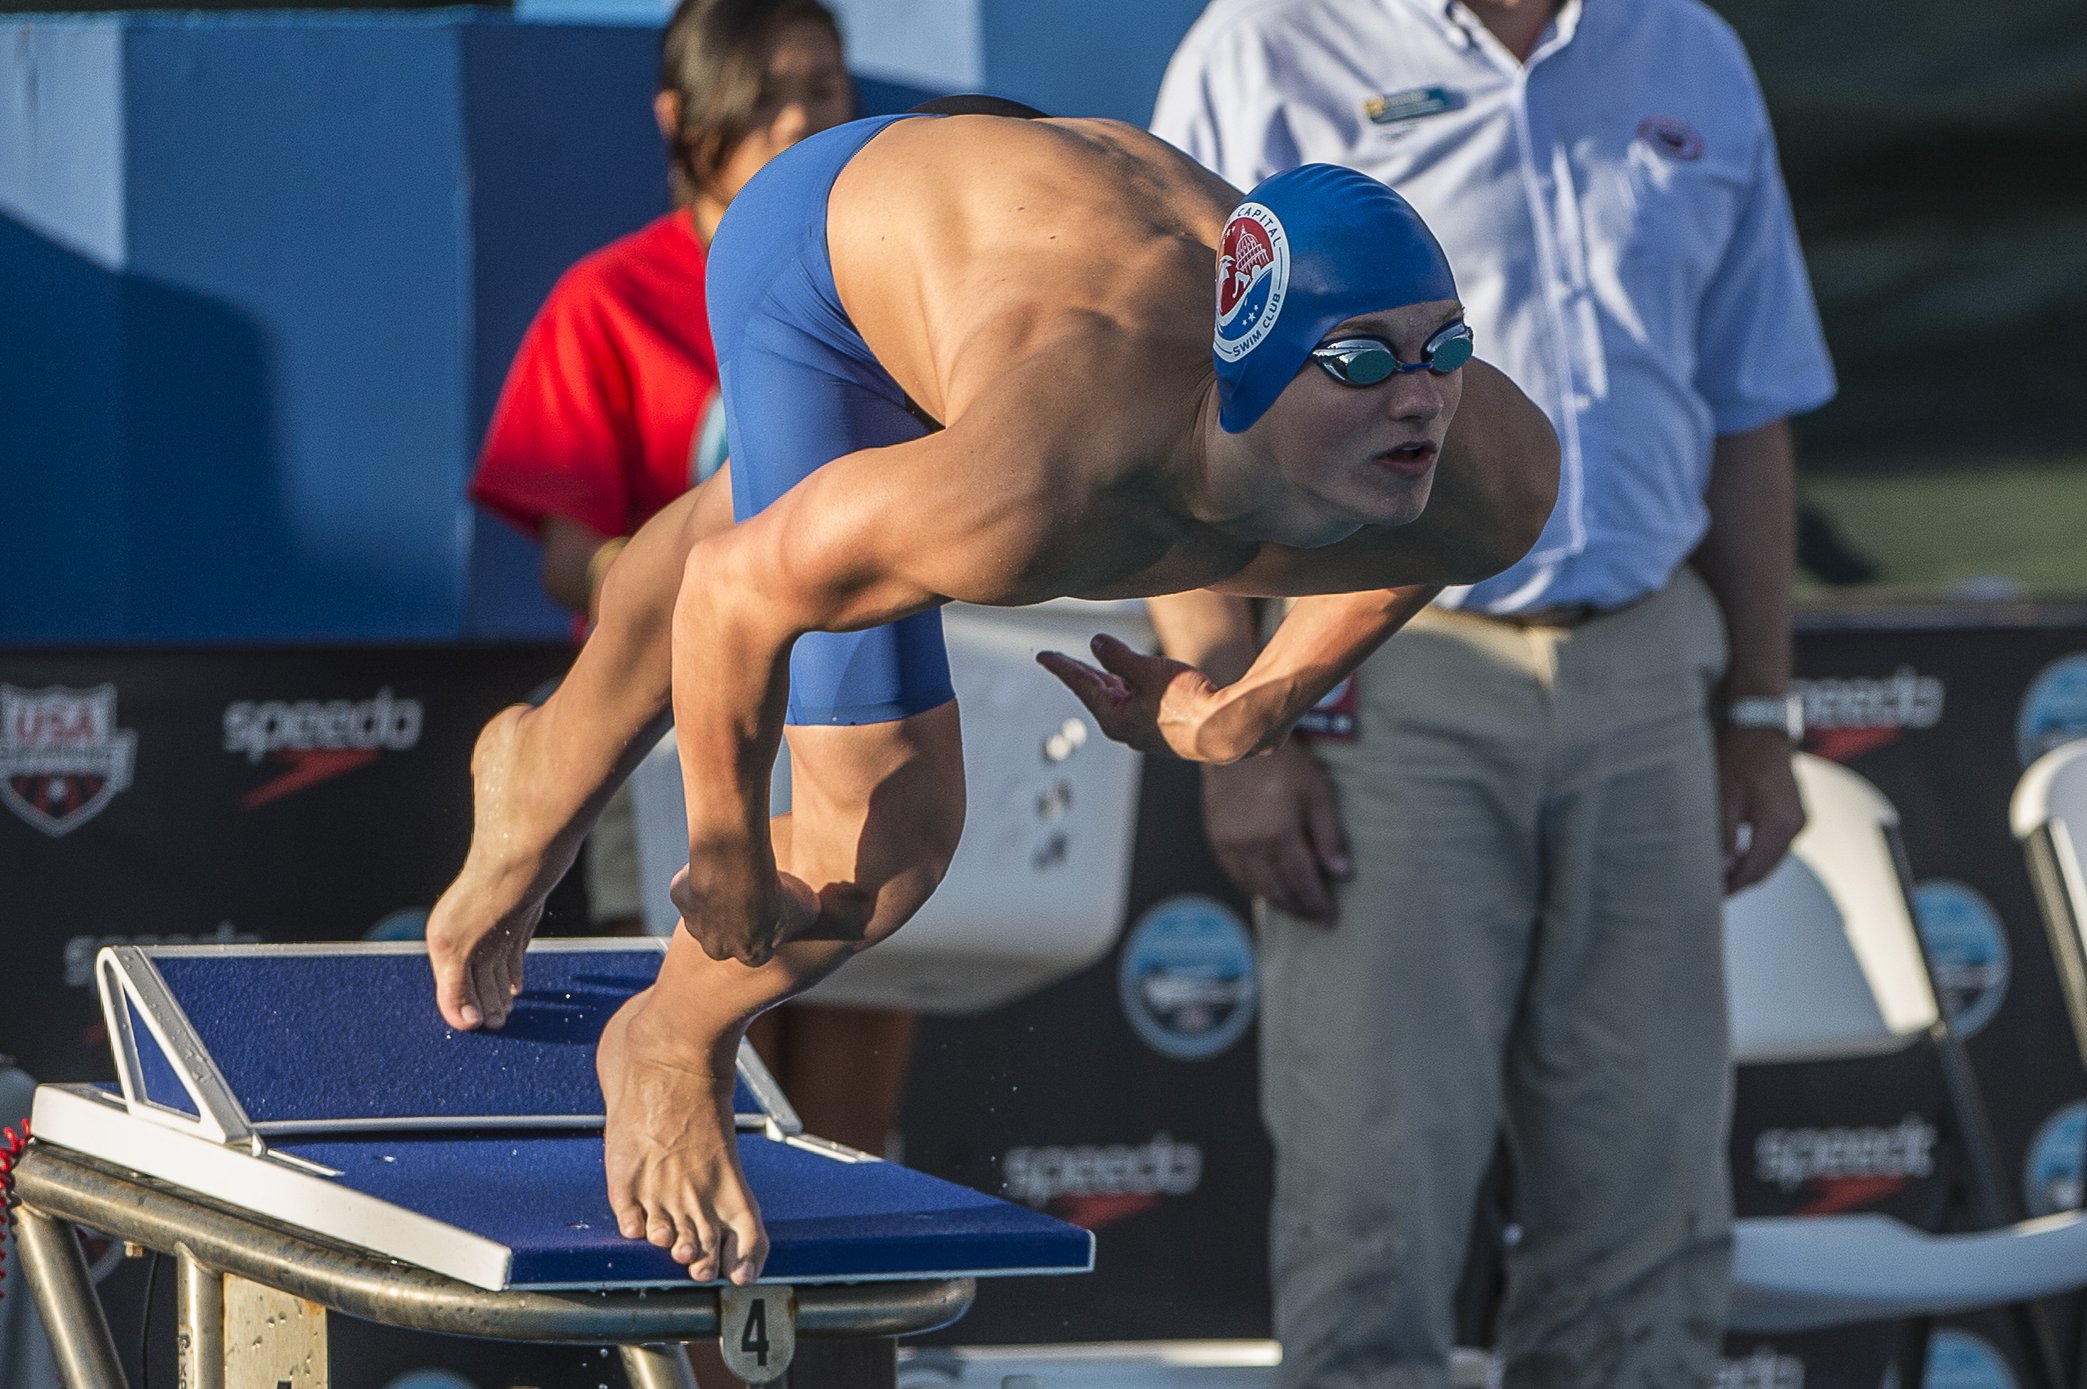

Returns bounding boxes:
[828,117,1234,438]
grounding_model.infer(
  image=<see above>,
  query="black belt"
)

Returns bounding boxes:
[1475,599,1638,629]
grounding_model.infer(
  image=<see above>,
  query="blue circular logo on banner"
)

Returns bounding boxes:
[365,907,430,942]
[381,1373,478,1389]
[1882,1329,2020,1389]
[1911,880,2011,1039]
[1118,895,1257,1061]
[2018,653,2087,767]
[2024,1099,2087,1217]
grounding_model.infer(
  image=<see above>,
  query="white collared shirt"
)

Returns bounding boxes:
[1152,0,1837,612]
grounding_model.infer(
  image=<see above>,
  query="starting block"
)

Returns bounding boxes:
[13,940,1092,1387]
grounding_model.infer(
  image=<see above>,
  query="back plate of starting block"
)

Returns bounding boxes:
[95,940,791,1141]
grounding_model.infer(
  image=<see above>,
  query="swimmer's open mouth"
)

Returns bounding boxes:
[1376,442,1438,476]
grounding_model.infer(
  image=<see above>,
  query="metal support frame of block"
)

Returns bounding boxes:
[13,1143,969,1389]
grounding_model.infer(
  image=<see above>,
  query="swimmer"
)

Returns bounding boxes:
[425,107,1560,1286]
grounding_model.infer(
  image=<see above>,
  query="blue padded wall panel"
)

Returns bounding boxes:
[980,0,1206,126]
[0,24,130,639]
[0,23,127,264]
[0,14,667,644]
[0,8,1203,644]
[457,20,663,639]
[119,17,473,641]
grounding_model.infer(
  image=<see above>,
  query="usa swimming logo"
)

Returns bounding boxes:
[0,684,137,837]
[1214,203,1289,364]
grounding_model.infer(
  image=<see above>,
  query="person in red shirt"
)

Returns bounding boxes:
[473,0,852,619]
[471,0,919,1176]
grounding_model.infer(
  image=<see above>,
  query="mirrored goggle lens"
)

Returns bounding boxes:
[1425,327,1474,373]
[1331,347,1399,386]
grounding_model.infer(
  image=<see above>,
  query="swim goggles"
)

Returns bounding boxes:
[1309,320,1475,386]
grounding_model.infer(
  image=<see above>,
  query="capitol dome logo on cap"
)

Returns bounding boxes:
[1215,203,1289,364]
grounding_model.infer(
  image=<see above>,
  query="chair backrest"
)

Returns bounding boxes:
[2010,739,2087,1067]
[1725,754,1941,1065]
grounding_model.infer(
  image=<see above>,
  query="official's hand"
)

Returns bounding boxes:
[1717,726,1805,893]
[1201,740,1351,923]
[668,863,819,967]
[1036,634,1235,762]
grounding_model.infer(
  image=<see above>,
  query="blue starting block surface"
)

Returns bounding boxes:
[29,941,1093,1291]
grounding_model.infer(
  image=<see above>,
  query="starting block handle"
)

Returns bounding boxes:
[719,1283,798,1383]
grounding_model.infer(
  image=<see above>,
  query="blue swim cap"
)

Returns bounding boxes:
[1213,165,1458,433]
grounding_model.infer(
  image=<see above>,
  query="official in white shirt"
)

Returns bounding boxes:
[1148,0,1835,1384]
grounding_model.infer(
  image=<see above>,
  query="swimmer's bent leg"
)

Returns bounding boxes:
[599,137,962,1276]
[427,474,737,1031]
[597,701,965,1281]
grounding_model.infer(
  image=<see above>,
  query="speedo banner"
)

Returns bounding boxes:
[1721,608,2087,1389]
[6,605,2086,1378]
[0,643,603,1388]
[898,605,2087,1384]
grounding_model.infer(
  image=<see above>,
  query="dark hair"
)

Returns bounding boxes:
[908,94,1050,119]
[660,0,847,202]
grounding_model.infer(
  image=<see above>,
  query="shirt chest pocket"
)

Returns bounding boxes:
[1584,125,1752,298]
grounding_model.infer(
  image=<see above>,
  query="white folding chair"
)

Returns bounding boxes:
[1726,755,2084,1382]
[1724,756,1937,1068]
[2012,739,2087,1065]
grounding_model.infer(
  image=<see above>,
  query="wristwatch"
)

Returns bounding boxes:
[1725,693,1805,742]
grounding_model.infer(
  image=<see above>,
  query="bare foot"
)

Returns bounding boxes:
[597,992,768,1284]
[427,705,588,1031]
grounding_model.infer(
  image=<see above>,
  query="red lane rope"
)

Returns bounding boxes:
[0,1119,29,1303]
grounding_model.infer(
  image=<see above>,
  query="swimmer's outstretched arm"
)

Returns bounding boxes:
[1046,360,1559,761]
[1041,588,1439,762]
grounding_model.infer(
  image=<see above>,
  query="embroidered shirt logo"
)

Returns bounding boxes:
[1636,115,1704,161]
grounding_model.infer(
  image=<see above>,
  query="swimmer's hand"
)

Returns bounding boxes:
[1038,633,1252,764]
[668,860,820,967]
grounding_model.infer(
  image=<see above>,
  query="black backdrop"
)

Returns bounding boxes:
[5,608,2087,1386]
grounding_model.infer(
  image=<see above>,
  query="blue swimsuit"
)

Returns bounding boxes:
[705,114,952,727]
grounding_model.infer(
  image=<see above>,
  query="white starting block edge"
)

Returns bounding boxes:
[93,938,802,1141]
[29,1084,1056,1293]
[31,1082,517,1291]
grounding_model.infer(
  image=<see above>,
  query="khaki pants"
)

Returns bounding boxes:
[1262,570,1734,1389]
